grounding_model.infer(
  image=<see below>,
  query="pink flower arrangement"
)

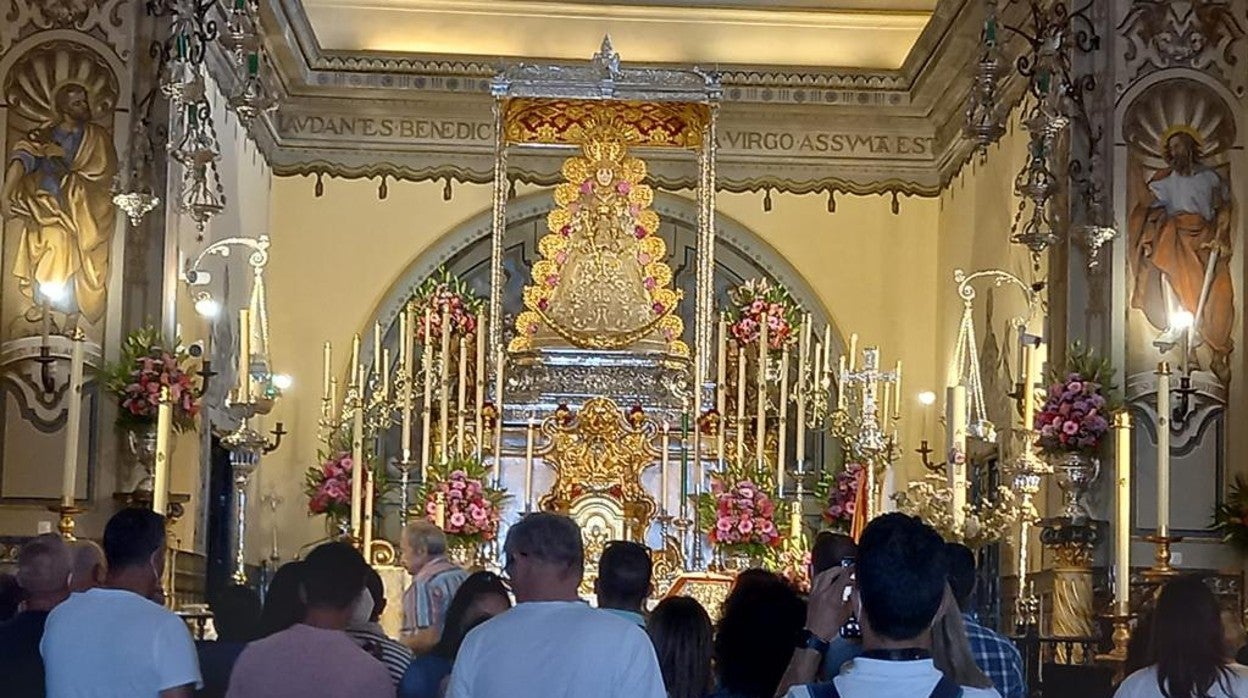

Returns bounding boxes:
[418,457,510,547]
[1034,343,1117,457]
[725,279,801,350]
[704,478,782,550]
[413,269,484,344]
[104,327,200,432]
[819,463,862,531]
[304,450,354,521]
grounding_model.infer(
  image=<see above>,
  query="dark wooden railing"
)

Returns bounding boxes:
[1011,628,1112,698]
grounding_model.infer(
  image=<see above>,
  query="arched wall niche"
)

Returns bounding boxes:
[363,190,846,367]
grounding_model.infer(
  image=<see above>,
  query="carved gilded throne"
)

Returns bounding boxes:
[536,398,659,586]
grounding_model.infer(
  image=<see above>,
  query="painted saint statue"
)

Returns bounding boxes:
[1129,127,1234,381]
[2,82,117,325]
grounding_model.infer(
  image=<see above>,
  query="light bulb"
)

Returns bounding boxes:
[271,374,293,391]
[39,281,68,304]
[194,297,221,318]
[918,391,937,406]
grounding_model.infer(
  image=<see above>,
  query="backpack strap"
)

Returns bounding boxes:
[928,675,964,698]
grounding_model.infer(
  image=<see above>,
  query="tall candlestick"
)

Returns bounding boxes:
[879,383,892,433]
[351,365,365,540]
[373,321,382,375]
[1021,343,1037,431]
[717,319,728,462]
[439,314,451,462]
[1156,362,1171,537]
[60,332,85,507]
[399,308,410,367]
[329,377,339,424]
[947,385,968,535]
[790,496,801,541]
[401,322,414,461]
[1114,411,1133,614]
[524,419,536,510]
[777,346,790,497]
[493,347,505,486]
[434,491,446,529]
[756,322,768,474]
[661,423,670,512]
[796,316,810,471]
[152,386,172,516]
[237,309,251,403]
[474,317,487,460]
[381,348,391,397]
[457,338,468,456]
[846,332,857,371]
[680,412,690,510]
[322,341,332,400]
[892,360,902,417]
[835,354,845,410]
[420,311,434,481]
[735,346,746,463]
[350,333,360,383]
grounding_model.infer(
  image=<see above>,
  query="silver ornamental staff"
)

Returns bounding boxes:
[420,310,434,482]
[755,322,768,475]
[400,309,414,463]
[438,313,452,463]
[474,316,488,460]
[493,347,505,488]
[777,344,790,497]
[795,316,810,477]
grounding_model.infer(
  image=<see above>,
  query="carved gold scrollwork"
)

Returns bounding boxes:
[537,397,659,543]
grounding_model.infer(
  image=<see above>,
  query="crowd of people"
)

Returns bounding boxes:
[1,507,1246,698]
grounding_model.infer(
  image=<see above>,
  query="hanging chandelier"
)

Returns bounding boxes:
[963,0,1006,157]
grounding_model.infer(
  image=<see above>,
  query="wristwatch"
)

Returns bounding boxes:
[795,628,831,654]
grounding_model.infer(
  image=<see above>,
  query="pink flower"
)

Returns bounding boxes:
[1062,420,1080,435]
[449,512,467,528]
[644,277,657,290]
[616,181,631,195]
[716,517,733,532]
[738,518,754,534]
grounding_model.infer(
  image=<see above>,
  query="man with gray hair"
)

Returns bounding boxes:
[68,539,107,593]
[0,533,71,696]
[400,520,468,652]
[446,513,665,698]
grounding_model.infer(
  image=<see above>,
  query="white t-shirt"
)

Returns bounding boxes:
[785,657,1001,698]
[41,587,202,697]
[1115,664,1248,698]
[446,600,666,698]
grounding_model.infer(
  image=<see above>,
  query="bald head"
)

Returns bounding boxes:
[68,539,106,593]
[17,534,71,610]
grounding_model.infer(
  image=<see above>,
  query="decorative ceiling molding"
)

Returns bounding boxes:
[237,0,1023,198]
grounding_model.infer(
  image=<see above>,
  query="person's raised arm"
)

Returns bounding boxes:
[774,567,853,698]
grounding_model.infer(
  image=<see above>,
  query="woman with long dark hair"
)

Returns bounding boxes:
[648,596,714,698]
[1115,576,1248,698]
[710,569,805,698]
[399,570,511,698]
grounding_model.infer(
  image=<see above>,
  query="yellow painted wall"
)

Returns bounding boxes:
[263,176,945,557]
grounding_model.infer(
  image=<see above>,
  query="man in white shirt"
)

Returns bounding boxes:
[42,508,201,698]
[776,513,1001,698]
[446,513,666,698]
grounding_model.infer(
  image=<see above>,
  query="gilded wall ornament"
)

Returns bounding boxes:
[1119,0,1248,94]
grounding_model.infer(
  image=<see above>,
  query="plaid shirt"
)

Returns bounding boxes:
[963,614,1026,698]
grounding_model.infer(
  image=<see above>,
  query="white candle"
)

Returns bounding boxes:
[350,333,360,383]
[152,386,172,516]
[322,341,332,401]
[846,331,856,371]
[756,321,768,474]
[525,419,536,510]
[373,321,382,374]
[237,309,251,403]
[892,360,902,417]
[795,316,810,471]
[661,423,670,512]
[439,314,452,462]
[381,348,391,398]
[735,347,746,463]
[457,338,468,456]
[1114,410,1132,614]
[60,333,85,507]
[1156,362,1171,537]
[351,365,365,539]
[777,346,790,497]
[474,317,487,460]
[420,311,434,482]
[716,319,727,461]
[947,385,968,535]
[399,308,410,368]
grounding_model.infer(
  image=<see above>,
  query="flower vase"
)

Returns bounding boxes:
[718,547,762,573]
[1051,452,1100,522]
[124,424,169,494]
